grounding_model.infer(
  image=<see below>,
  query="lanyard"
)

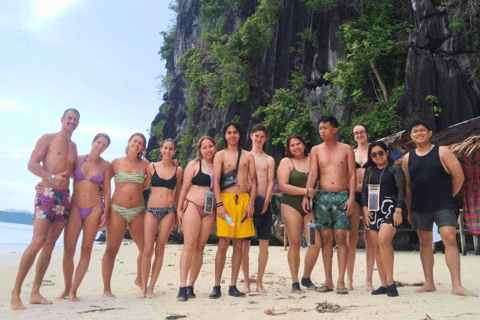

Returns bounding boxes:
[202,159,214,189]
[368,167,386,186]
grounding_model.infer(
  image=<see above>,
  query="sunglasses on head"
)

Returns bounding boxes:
[371,150,385,158]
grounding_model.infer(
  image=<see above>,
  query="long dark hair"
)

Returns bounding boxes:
[285,134,308,157]
[365,141,393,168]
[158,138,176,161]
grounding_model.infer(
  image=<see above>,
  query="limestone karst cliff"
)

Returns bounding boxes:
[148,0,479,161]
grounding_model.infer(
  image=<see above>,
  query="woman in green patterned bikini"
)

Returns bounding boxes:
[277,134,321,293]
[102,133,150,298]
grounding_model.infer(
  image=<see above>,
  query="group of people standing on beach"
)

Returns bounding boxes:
[10,108,477,310]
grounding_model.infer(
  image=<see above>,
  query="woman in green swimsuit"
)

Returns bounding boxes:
[278,134,321,293]
[102,133,150,298]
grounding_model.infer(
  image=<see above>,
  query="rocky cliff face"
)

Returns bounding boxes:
[148,0,480,159]
[397,0,480,132]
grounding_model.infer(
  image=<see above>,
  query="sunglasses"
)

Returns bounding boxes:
[371,150,385,158]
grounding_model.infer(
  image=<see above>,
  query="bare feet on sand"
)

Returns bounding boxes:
[415,284,436,293]
[134,279,142,290]
[55,289,70,301]
[256,284,267,294]
[241,284,251,294]
[29,293,52,305]
[11,292,26,310]
[138,292,146,299]
[347,278,354,291]
[103,291,115,298]
[451,286,478,297]
[69,290,79,302]
[146,288,155,298]
[365,281,374,291]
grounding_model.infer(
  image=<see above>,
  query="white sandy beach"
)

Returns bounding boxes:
[1,243,479,320]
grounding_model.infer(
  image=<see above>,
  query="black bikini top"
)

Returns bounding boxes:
[356,161,368,169]
[191,161,211,187]
[151,164,177,190]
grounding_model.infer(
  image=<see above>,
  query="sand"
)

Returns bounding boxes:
[1,243,479,319]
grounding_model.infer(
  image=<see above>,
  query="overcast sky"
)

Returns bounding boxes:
[0,0,173,211]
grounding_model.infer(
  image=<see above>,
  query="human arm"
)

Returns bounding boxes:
[343,145,357,216]
[262,156,275,214]
[361,167,372,227]
[302,149,319,212]
[99,162,113,228]
[173,166,183,228]
[177,161,195,226]
[390,164,405,226]
[142,160,153,191]
[213,151,227,220]
[439,146,465,196]
[403,153,413,226]
[28,134,69,187]
[246,153,257,219]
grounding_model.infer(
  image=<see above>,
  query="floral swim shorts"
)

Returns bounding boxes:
[34,188,71,223]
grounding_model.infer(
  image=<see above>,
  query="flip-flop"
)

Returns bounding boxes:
[315,285,333,293]
[336,287,348,295]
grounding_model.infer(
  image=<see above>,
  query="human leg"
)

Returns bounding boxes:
[439,226,477,296]
[302,212,321,288]
[11,218,50,310]
[347,202,360,290]
[188,214,215,290]
[69,205,103,301]
[147,212,174,297]
[377,224,396,286]
[209,237,230,298]
[364,227,375,291]
[319,229,334,290]
[256,240,269,293]
[281,204,304,288]
[416,230,436,292]
[180,204,201,288]
[240,239,251,293]
[334,229,349,292]
[128,209,145,291]
[57,207,83,300]
[30,220,65,305]
[102,208,127,298]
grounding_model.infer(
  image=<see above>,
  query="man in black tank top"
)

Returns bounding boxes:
[404,120,476,297]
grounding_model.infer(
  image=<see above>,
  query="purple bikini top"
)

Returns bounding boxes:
[73,156,103,185]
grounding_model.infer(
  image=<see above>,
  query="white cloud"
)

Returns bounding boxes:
[33,0,84,21]
[77,126,134,139]
[0,100,25,111]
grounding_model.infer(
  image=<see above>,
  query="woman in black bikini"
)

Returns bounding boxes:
[140,139,183,298]
[277,134,320,292]
[348,124,375,291]
[177,136,217,301]
[361,141,405,297]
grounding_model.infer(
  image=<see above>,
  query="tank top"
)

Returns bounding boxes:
[408,145,455,212]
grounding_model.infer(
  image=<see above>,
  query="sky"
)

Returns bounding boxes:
[0,0,173,211]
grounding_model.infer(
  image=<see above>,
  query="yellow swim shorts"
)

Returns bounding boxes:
[217,193,255,239]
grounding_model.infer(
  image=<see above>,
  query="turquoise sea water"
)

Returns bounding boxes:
[0,221,101,253]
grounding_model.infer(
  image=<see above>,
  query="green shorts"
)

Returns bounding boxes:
[314,191,351,231]
[413,209,457,231]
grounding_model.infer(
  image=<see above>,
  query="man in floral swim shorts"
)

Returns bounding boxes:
[11,109,79,310]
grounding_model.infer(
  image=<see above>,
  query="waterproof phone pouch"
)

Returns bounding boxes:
[368,184,380,211]
[204,190,215,214]
[307,220,316,246]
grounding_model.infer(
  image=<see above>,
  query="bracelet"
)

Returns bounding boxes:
[305,188,308,196]
[216,202,224,208]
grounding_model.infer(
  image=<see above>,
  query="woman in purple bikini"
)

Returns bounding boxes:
[55,133,112,301]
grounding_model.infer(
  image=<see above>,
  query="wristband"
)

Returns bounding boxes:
[305,188,308,196]
[216,202,224,208]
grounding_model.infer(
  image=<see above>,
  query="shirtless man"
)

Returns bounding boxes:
[240,124,275,294]
[302,116,356,295]
[209,122,257,298]
[403,120,477,297]
[11,109,80,310]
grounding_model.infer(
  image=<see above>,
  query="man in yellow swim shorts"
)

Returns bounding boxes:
[210,122,257,298]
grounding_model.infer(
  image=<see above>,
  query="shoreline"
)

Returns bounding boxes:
[1,244,479,319]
